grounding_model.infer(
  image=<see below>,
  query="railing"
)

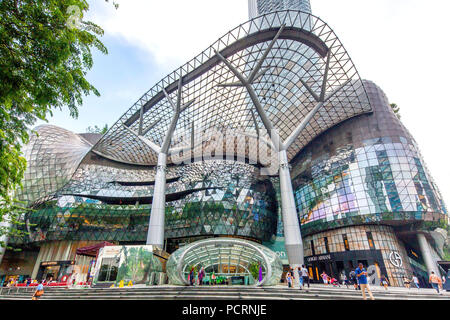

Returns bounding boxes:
[0,284,69,296]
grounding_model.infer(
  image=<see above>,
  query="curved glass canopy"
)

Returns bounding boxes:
[166,238,283,286]
[91,10,371,167]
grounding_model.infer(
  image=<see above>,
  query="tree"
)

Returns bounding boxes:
[86,124,109,134]
[390,103,401,120]
[0,1,115,247]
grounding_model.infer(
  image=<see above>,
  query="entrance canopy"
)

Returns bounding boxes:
[75,241,115,257]
[166,238,283,286]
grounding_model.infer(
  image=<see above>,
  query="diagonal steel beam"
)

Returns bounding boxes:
[122,124,161,154]
[248,25,285,84]
[250,109,260,138]
[299,79,320,102]
[319,50,332,102]
[141,116,163,136]
[283,78,353,150]
[215,50,282,151]
[138,105,144,135]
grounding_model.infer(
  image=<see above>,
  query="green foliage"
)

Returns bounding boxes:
[86,123,109,134]
[444,247,450,261]
[0,0,113,247]
[390,103,401,120]
[249,262,260,280]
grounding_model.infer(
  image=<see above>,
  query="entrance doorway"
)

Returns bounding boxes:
[97,258,119,283]
[166,238,283,286]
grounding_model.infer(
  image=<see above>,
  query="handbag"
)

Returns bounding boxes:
[35,290,44,297]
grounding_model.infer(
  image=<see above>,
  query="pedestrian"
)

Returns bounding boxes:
[286,271,292,288]
[211,272,216,286]
[411,275,420,289]
[290,267,296,286]
[297,267,304,289]
[26,278,32,287]
[68,272,77,289]
[349,270,358,290]
[32,281,45,300]
[189,267,195,286]
[258,263,263,283]
[403,276,411,289]
[330,277,340,287]
[355,263,375,300]
[321,271,328,285]
[380,275,389,290]
[198,267,205,286]
[341,272,350,289]
[429,271,442,294]
[300,265,310,289]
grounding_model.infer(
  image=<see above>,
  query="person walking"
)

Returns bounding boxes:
[429,271,442,294]
[380,275,389,291]
[198,267,205,286]
[211,272,216,286]
[403,276,411,289]
[355,263,375,300]
[341,272,350,289]
[300,265,310,289]
[258,264,263,283]
[321,271,328,285]
[32,281,45,300]
[189,267,195,286]
[286,271,293,288]
[411,275,420,290]
[349,270,358,290]
[297,267,304,289]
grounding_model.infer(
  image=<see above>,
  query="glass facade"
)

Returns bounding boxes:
[291,81,448,236]
[17,125,93,205]
[21,161,278,246]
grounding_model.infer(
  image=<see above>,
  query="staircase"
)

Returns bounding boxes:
[1,285,449,300]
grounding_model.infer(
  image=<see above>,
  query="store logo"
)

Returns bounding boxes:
[389,251,403,268]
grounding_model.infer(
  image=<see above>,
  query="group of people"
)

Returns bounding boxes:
[188,267,206,286]
[285,262,448,299]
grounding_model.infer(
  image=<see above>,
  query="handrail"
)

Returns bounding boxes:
[0,284,70,296]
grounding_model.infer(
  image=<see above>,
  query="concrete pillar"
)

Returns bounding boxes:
[417,233,441,278]
[279,150,304,269]
[146,153,167,248]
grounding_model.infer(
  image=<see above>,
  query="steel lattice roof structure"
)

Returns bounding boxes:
[91,10,372,168]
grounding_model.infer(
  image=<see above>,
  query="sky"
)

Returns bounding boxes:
[39,0,450,207]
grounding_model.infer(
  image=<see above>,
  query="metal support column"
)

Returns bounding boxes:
[144,79,193,248]
[146,152,168,247]
[279,150,303,267]
[417,233,441,278]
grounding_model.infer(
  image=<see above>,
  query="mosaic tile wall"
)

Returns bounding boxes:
[291,80,448,236]
[18,161,278,247]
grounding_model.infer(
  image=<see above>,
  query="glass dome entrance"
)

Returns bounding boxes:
[166,238,283,286]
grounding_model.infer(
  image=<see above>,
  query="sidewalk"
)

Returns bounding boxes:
[277,282,450,296]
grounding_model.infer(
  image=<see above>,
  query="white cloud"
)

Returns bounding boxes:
[88,0,248,68]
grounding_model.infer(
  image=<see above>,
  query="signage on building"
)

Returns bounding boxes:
[41,260,75,267]
[389,251,403,268]
[306,254,331,263]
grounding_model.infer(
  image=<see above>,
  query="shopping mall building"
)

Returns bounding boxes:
[1,0,448,287]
